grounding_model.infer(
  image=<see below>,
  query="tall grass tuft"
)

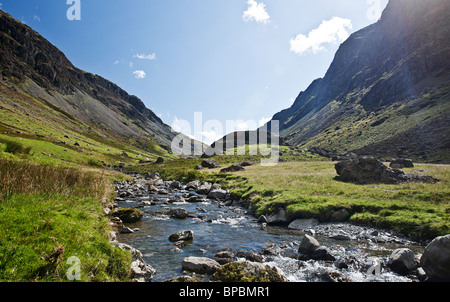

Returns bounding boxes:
[2,139,32,155]
[0,158,107,201]
[0,159,132,281]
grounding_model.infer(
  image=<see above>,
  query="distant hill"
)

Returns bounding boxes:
[0,10,204,166]
[201,130,286,158]
[267,0,450,163]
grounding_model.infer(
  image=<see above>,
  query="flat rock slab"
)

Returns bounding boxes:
[288,218,320,230]
[182,256,221,274]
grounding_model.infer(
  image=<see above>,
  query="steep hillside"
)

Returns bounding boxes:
[0,10,203,166]
[269,0,450,163]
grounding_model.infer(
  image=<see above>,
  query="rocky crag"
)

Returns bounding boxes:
[268,0,450,163]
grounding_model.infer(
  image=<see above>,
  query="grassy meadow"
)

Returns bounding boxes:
[1,139,448,281]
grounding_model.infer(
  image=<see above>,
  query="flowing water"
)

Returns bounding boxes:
[115,178,424,282]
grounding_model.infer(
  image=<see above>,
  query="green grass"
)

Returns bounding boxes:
[224,161,450,242]
[126,146,326,182]
[0,194,131,281]
[296,88,450,163]
[128,155,449,242]
[0,82,176,169]
[0,159,132,281]
[1,138,32,155]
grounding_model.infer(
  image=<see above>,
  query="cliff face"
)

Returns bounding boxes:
[269,0,450,162]
[0,9,203,156]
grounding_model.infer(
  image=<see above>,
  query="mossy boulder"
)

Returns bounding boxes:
[211,260,286,282]
[111,208,143,223]
[164,276,203,282]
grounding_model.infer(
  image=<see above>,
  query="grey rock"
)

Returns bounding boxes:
[310,246,336,261]
[120,226,134,234]
[390,159,414,169]
[220,164,245,173]
[201,159,221,169]
[211,260,287,282]
[167,195,186,204]
[170,180,181,189]
[131,260,156,282]
[240,161,255,167]
[211,183,222,190]
[330,208,350,222]
[186,180,201,190]
[165,276,202,282]
[196,182,212,195]
[169,230,194,242]
[186,195,202,203]
[388,248,417,275]
[420,234,450,281]
[298,234,321,255]
[111,208,143,223]
[167,208,189,219]
[207,189,228,200]
[288,218,319,230]
[266,208,288,224]
[182,256,221,274]
[335,156,407,184]
[329,230,352,241]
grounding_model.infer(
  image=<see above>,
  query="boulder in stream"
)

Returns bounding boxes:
[420,234,450,281]
[388,248,417,275]
[298,234,335,261]
[169,230,194,242]
[211,260,287,282]
[167,208,189,219]
[298,234,321,255]
[207,189,228,200]
[182,256,221,274]
[288,218,319,230]
[111,208,143,223]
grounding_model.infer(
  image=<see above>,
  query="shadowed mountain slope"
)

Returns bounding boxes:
[0,10,204,166]
[268,0,450,163]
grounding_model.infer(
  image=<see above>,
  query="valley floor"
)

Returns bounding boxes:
[129,158,450,243]
[0,152,448,281]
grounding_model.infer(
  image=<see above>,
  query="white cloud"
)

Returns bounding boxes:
[133,70,146,79]
[33,15,41,22]
[172,116,188,133]
[258,117,271,127]
[235,120,253,131]
[243,0,270,24]
[113,60,119,65]
[134,53,156,60]
[200,130,223,145]
[290,17,352,55]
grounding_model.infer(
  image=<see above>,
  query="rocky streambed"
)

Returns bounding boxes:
[106,173,448,282]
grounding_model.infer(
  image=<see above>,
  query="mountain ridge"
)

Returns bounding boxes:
[268,0,450,163]
[0,9,204,166]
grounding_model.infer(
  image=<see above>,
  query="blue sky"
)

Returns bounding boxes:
[1,0,388,144]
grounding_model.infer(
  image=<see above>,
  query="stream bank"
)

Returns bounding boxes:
[108,173,434,282]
